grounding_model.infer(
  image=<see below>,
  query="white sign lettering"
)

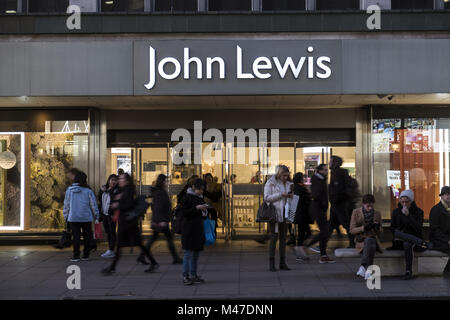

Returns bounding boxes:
[144,45,332,91]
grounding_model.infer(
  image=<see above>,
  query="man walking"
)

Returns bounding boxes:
[329,156,355,248]
[299,164,335,263]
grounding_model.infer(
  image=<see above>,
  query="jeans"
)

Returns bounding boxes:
[305,204,329,256]
[269,222,287,259]
[183,250,200,277]
[70,222,93,258]
[394,230,425,272]
[102,215,117,251]
[361,237,377,268]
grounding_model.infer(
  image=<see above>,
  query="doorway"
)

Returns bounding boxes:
[106,142,356,239]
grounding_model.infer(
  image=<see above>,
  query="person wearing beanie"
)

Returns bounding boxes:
[429,186,450,277]
[389,189,428,280]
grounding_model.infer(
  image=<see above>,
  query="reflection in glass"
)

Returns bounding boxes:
[262,0,306,11]
[102,0,144,12]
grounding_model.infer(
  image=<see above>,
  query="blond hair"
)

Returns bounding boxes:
[275,165,290,180]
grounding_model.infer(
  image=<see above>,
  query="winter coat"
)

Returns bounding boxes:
[293,183,312,224]
[263,175,293,223]
[350,207,383,253]
[429,201,450,252]
[115,184,141,248]
[150,186,171,224]
[63,183,99,223]
[310,173,328,211]
[98,186,120,216]
[180,188,207,251]
[390,202,424,239]
[329,167,351,204]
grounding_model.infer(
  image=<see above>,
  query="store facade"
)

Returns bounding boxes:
[0,32,449,237]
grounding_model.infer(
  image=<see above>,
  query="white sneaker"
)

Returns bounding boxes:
[101,250,115,258]
[356,265,366,278]
[364,270,372,280]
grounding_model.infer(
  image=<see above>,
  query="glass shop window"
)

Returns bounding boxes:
[155,0,197,12]
[101,0,144,12]
[315,0,360,10]
[208,0,252,11]
[262,0,306,11]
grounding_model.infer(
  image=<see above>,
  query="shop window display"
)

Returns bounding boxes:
[0,133,23,229]
[372,118,447,220]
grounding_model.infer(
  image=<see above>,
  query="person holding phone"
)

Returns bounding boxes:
[180,178,209,285]
[264,165,293,272]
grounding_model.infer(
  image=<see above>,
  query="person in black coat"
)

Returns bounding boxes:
[98,174,120,258]
[389,190,428,280]
[430,186,450,276]
[101,173,159,275]
[301,164,335,263]
[180,178,208,285]
[138,174,182,264]
[292,172,312,261]
[329,156,355,248]
[177,175,199,204]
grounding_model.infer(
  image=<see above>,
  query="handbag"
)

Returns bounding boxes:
[54,222,72,249]
[94,223,103,240]
[256,202,276,223]
[204,218,216,246]
[151,221,169,233]
[171,205,183,234]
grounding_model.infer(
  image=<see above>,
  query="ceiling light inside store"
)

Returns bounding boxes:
[105,1,113,4]
[6,10,16,13]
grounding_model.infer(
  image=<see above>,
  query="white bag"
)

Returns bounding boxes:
[286,195,299,223]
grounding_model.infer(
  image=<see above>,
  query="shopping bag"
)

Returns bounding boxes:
[94,223,103,240]
[286,195,299,223]
[204,218,216,246]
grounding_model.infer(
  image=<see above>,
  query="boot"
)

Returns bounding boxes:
[269,257,277,272]
[279,257,291,271]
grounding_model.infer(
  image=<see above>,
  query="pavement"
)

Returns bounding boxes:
[0,239,449,300]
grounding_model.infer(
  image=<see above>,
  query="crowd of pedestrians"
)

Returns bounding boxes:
[59,158,450,284]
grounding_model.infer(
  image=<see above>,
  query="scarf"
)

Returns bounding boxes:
[362,207,374,224]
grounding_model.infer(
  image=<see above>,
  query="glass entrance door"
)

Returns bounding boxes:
[133,144,169,232]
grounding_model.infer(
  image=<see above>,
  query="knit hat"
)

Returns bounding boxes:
[400,189,414,202]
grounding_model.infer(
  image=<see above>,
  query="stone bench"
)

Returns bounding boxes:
[334,248,449,276]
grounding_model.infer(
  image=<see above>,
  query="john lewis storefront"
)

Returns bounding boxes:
[0,35,449,237]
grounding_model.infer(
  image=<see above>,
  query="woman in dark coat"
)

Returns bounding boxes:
[138,174,182,264]
[292,172,312,261]
[101,173,159,274]
[180,178,208,285]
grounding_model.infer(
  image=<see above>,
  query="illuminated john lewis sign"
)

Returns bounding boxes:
[133,40,341,95]
[144,45,332,91]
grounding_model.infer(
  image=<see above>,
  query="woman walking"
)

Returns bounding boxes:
[98,174,120,258]
[101,173,159,274]
[138,174,183,264]
[292,172,312,262]
[264,165,293,271]
[63,171,99,262]
[180,178,208,285]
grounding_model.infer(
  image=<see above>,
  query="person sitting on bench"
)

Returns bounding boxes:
[389,189,428,280]
[350,194,383,280]
[430,186,450,277]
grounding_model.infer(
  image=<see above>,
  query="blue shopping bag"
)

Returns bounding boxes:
[204,218,216,246]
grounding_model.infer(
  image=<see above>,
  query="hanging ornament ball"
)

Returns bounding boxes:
[0,151,17,169]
